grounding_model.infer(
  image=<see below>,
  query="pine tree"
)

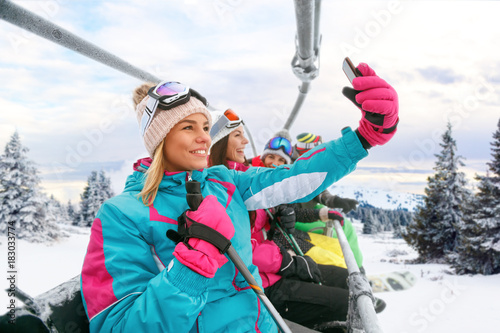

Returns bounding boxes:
[450,119,500,274]
[363,212,376,234]
[403,122,471,261]
[0,131,63,242]
[67,200,76,224]
[76,170,115,227]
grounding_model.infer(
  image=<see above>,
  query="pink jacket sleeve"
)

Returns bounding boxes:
[251,239,283,274]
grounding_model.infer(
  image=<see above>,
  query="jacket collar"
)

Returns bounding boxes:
[226,160,250,172]
[130,157,208,190]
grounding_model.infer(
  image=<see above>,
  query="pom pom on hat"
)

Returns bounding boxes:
[273,129,292,142]
[134,83,212,157]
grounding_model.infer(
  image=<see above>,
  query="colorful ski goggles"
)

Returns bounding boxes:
[266,136,293,156]
[140,81,207,136]
[209,108,244,138]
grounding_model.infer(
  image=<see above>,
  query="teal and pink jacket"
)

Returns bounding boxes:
[80,127,367,332]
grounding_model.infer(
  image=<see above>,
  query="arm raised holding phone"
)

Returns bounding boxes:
[342,58,399,149]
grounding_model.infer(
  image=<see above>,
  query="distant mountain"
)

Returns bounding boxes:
[327,185,423,212]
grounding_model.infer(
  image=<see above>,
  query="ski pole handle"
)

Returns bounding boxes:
[186,180,203,211]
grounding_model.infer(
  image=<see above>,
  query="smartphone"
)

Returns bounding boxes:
[342,57,362,84]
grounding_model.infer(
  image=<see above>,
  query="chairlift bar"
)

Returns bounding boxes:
[313,0,322,53]
[332,219,384,333]
[294,0,315,68]
[243,123,258,157]
[285,0,321,130]
[0,0,161,83]
[283,81,310,130]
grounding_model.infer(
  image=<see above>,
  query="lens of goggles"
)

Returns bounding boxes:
[224,109,240,122]
[150,81,190,107]
[156,81,187,96]
[209,109,243,139]
[268,137,292,155]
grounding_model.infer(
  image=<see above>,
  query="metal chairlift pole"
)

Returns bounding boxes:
[331,219,384,333]
[0,0,161,83]
[284,0,321,131]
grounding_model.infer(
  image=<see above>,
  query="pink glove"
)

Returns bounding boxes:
[173,195,235,278]
[328,210,344,227]
[319,208,345,226]
[351,63,399,147]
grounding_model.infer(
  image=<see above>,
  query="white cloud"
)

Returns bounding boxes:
[1,0,499,202]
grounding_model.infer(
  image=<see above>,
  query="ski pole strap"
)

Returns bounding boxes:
[169,212,232,254]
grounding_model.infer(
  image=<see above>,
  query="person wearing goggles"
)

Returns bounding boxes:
[208,109,248,168]
[251,130,294,168]
[80,61,398,333]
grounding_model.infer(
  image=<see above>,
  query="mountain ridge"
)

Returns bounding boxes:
[327,185,423,212]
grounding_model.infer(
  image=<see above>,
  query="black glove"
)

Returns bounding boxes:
[333,196,358,213]
[322,194,358,213]
[279,249,322,283]
[274,205,296,234]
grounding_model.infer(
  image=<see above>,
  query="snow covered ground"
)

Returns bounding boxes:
[1,221,500,332]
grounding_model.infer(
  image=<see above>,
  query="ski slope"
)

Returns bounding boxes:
[1,221,499,332]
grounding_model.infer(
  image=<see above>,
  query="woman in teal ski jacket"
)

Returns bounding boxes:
[80,63,398,332]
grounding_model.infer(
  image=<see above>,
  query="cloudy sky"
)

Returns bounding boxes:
[1,0,499,203]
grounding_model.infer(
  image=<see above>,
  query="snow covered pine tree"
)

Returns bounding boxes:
[0,131,63,242]
[74,170,114,227]
[450,118,500,274]
[403,122,471,261]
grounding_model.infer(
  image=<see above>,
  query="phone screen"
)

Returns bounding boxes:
[342,57,360,84]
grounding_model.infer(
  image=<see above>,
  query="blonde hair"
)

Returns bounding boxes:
[138,140,166,206]
[134,82,164,206]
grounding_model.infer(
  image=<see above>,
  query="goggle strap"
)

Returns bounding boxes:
[190,88,207,106]
[156,89,208,111]
[140,98,159,137]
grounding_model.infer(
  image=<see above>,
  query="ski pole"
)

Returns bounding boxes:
[265,209,304,256]
[184,178,292,333]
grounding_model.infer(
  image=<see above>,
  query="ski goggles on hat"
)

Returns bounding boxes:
[267,137,293,156]
[209,108,244,138]
[140,81,208,136]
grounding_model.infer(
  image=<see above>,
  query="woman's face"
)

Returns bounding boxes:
[225,126,249,164]
[263,154,287,168]
[163,113,211,172]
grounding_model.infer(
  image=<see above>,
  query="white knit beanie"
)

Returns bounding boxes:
[136,94,212,157]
